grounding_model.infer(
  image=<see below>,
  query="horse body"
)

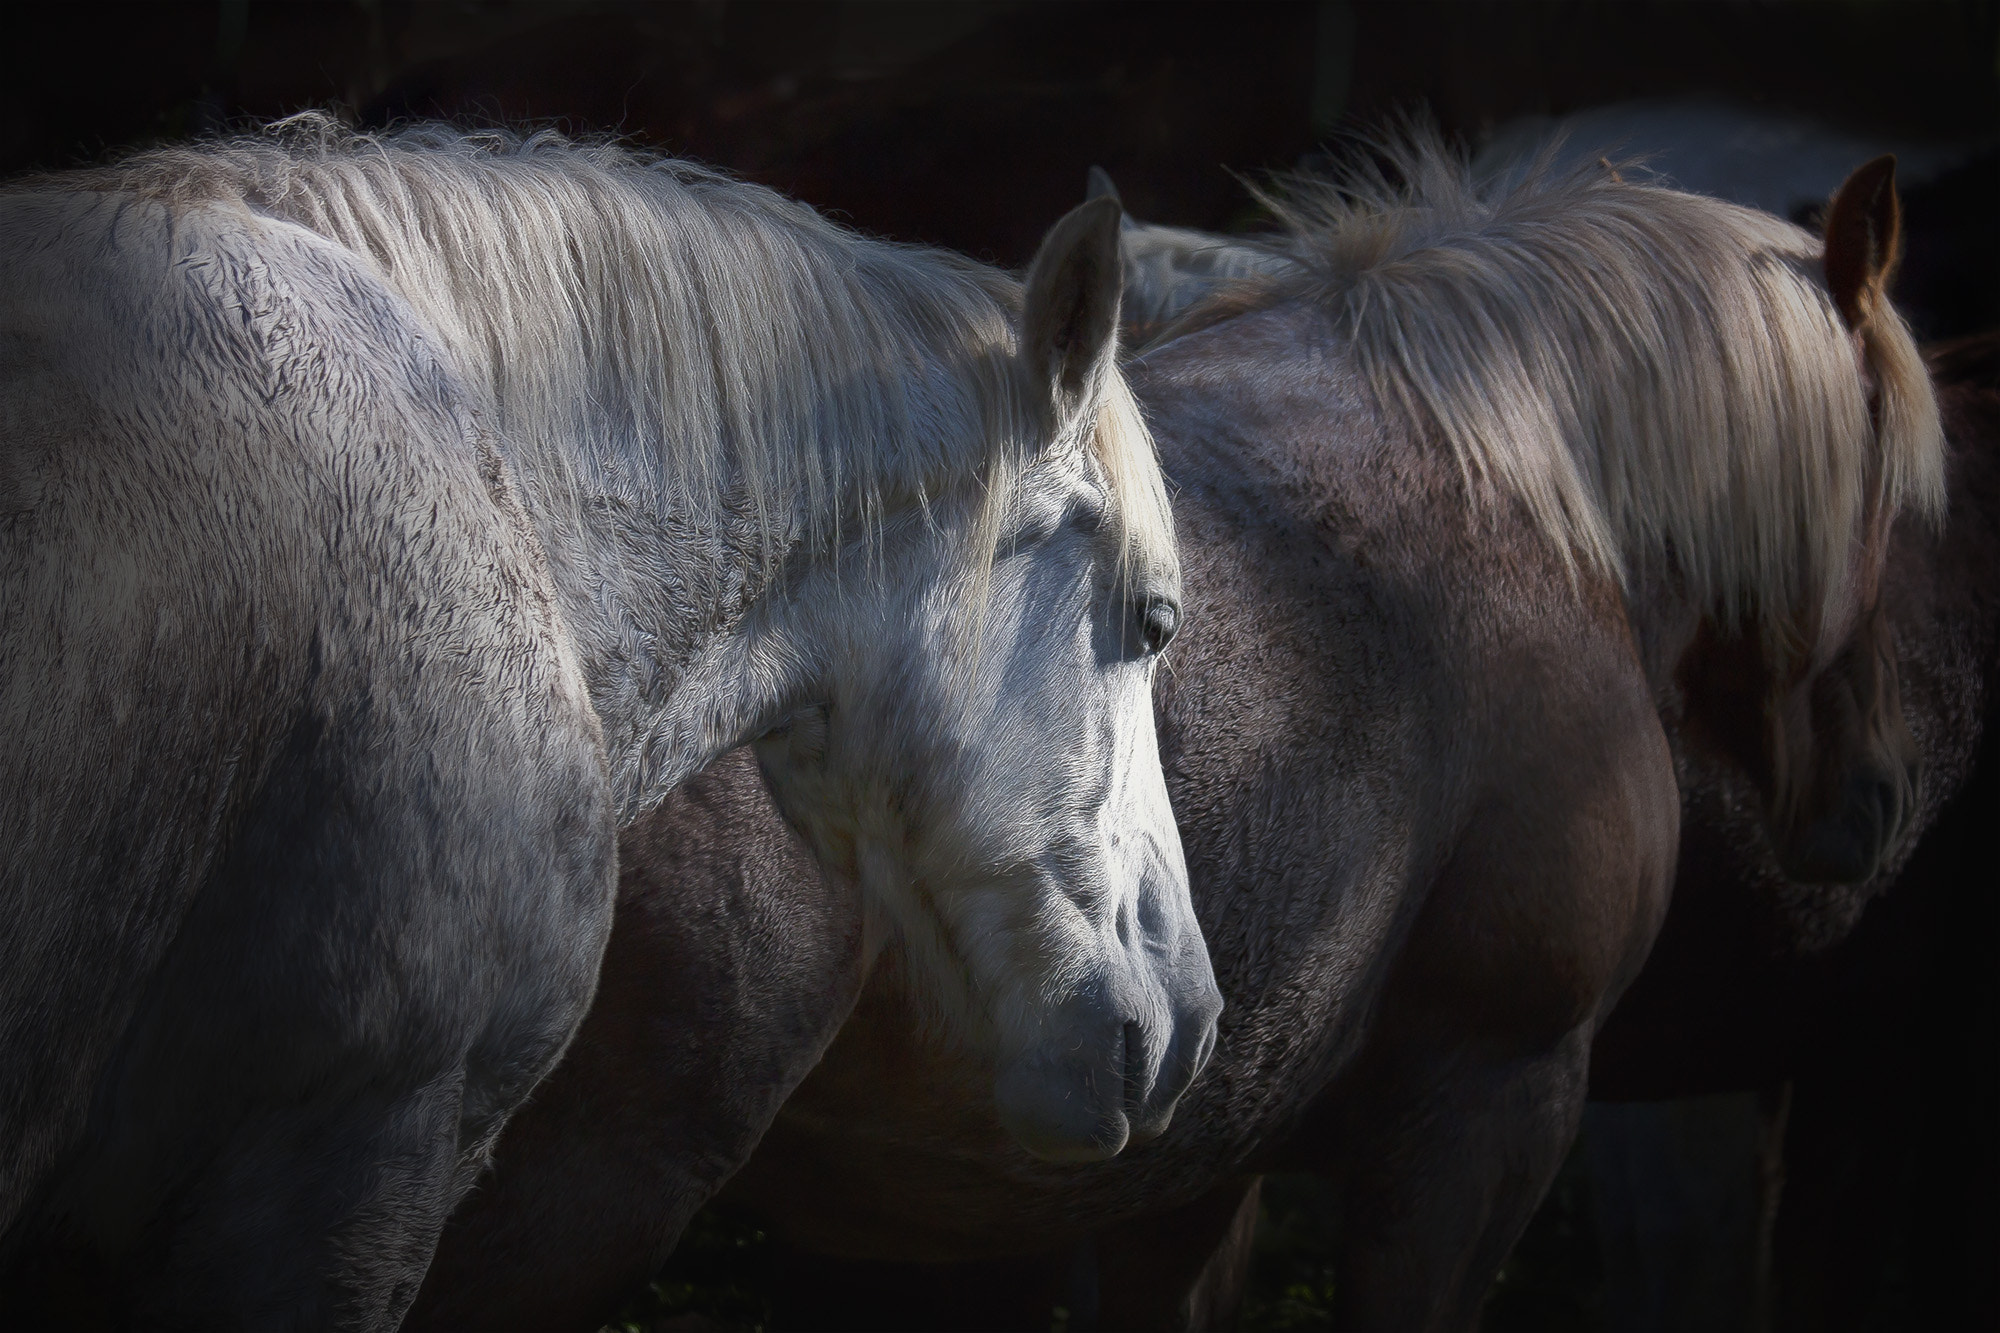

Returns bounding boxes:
[0,124,1212,1325]
[1101,169,1995,1326]
[0,187,615,1324]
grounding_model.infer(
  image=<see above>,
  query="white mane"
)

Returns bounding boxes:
[64,117,1173,583]
[1257,131,1946,644]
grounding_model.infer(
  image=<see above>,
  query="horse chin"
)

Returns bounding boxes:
[1121,1098,1182,1148]
[993,1058,1133,1163]
[989,957,1220,1162]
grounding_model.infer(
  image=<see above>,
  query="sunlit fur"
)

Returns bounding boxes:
[1248,130,1945,655]
[56,117,1178,807]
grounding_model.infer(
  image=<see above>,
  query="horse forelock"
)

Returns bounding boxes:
[51,116,1075,587]
[1092,369,1179,588]
[1259,127,1946,655]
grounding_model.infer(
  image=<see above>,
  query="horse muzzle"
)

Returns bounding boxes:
[993,954,1222,1163]
[1779,753,1921,884]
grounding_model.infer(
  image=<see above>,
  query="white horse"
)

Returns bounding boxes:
[0,120,1218,1327]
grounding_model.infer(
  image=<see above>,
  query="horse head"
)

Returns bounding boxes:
[748,198,1221,1162]
[1680,156,1929,884]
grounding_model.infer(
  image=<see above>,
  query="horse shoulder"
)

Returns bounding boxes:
[410,747,858,1329]
[1398,552,1678,1049]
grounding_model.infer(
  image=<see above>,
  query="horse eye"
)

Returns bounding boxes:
[1139,598,1180,655]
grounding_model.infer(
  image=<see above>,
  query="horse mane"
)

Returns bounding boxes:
[1255,128,1945,644]
[48,116,1173,582]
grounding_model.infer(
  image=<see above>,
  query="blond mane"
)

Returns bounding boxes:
[1257,131,1945,643]
[53,116,1173,586]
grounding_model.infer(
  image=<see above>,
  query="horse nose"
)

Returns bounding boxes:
[1860,749,1918,837]
[1782,761,1906,884]
[1804,762,1914,882]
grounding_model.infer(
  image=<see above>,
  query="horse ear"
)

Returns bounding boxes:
[1022,194,1124,423]
[1088,166,1144,234]
[1823,154,1901,331]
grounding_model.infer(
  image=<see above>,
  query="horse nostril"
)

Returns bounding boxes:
[1872,770,1913,844]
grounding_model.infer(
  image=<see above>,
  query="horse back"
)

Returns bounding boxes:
[0,187,615,1291]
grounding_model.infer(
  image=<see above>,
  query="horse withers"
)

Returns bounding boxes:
[0,123,1214,1327]
[1085,165,1295,351]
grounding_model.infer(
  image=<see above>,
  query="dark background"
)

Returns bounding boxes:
[5,1,1998,268]
[6,4,1993,1330]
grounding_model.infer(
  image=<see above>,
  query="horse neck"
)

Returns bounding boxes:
[518,476,780,819]
[495,313,1006,821]
[427,229,1023,810]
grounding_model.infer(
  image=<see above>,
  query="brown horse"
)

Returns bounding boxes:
[1100,169,1997,1326]
[708,146,1940,1333]
[411,140,1942,1331]
[1586,330,2000,1331]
